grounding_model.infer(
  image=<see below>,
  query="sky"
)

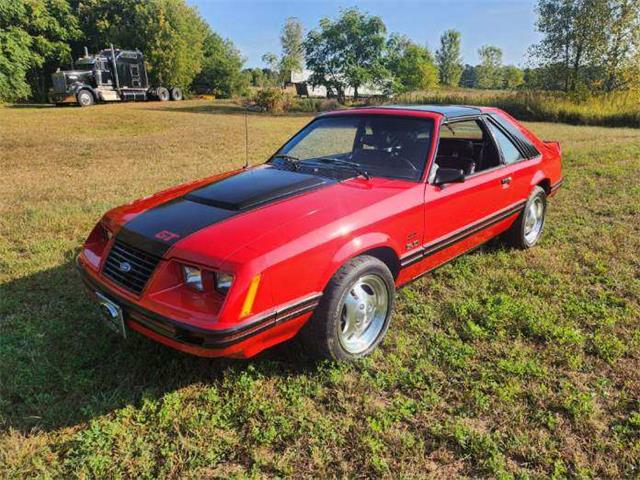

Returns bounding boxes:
[189,0,541,69]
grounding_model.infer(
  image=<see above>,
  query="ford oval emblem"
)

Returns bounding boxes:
[119,261,132,273]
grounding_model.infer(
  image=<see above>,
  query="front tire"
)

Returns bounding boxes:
[77,90,95,107]
[505,186,547,249]
[300,255,395,361]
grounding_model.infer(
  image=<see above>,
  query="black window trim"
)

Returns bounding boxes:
[485,113,541,161]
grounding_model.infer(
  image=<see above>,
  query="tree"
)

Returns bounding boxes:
[459,64,478,88]
[528,0,640,92]
[476,45,503,89]
[259,53,280,86]
[72,0,208,90]
[244,68,265,87]
[261,52,279,72]
[0,0,80,102]
[193,31,248,98]
[279,17,304,79]
[601,0,640,91]
[304,7,388,101]
[386,34,438,93]
[502,65,525,89]
[436,29,463,87]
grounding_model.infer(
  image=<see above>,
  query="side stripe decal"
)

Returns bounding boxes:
[400,200,527,269]
[550,179,563,193]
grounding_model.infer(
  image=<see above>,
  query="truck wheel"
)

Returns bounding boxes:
[300,255,395,361]
[156,87,170,102]
[77,90,95,107]
[504,186,547,249]
[169,87,183,101]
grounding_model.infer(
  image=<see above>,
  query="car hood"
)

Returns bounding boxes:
[106,165,413,267]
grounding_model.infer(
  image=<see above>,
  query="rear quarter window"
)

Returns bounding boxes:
[487,123,524,165]
[489,113,540,158]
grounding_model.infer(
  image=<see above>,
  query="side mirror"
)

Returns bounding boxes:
[434,167,465,186]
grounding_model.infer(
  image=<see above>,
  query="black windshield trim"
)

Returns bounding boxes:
[270,114,435,183]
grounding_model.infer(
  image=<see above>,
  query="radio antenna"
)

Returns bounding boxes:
[243,111,249,169]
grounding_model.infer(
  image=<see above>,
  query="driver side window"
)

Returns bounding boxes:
[435,119,501,176]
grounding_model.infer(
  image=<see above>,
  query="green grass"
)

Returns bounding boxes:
[1,100,639,478]
[393,89,640,128]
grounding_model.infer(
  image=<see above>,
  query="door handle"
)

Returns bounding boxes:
[501,177,512,185]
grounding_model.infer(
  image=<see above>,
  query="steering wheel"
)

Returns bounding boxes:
[390,154,418,171]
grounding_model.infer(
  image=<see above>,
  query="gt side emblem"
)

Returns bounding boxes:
[119,261,132,273]
[155,230,181,242]
[405,231,419,250]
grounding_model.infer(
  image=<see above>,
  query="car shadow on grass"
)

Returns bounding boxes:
[0,257,317,434]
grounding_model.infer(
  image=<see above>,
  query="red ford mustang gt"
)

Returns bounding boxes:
[77,105,562,361]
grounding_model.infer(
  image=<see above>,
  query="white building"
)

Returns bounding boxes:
[290,70,386,98]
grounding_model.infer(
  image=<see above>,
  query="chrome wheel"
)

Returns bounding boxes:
[78,91,93,107]
[524,196,545,244]
[338,274,389,354]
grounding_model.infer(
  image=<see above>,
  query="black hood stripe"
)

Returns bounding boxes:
[118,199,236,257]
[116,166,334,257]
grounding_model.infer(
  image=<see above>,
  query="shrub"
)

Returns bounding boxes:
[252,88,294,114]
[291,98,341,113]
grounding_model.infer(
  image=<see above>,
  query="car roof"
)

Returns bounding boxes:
[366,104,482,119]
[325,104,484,121]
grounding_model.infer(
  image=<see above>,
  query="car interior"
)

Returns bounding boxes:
[350,122,432,178]
[434,119,502,176]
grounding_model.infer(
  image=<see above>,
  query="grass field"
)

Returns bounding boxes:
[1,100,639,478]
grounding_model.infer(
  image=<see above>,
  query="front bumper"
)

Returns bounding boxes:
[77,259,321,358]
[49,92,76,104]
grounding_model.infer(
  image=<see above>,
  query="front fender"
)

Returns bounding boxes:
[321,232,402,287]
[73,83,97,99]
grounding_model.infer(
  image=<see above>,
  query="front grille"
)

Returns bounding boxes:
[102,240,160,295]
[52,73,67,93]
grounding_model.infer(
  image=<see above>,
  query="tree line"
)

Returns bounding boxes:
[1,0,639,103]
[252,2,639,100]
[245,13,532,101]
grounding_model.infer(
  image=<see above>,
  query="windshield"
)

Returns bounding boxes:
[276,115,434,181]
[75,60,95,70]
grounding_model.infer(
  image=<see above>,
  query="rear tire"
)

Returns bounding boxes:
[299,255,395,361]
[156,87,170,102]
[504,186,547,249]
[77,90,95,107]
[169,87,183,101]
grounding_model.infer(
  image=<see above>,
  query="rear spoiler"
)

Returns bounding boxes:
[543,140,561,156]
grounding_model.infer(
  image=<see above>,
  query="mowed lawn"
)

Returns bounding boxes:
[1,100,639,478]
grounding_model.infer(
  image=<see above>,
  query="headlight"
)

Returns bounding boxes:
[214,272,234,294]
[181,265,233,294]
[182,265,204,291]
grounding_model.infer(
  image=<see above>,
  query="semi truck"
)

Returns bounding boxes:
[49,45,182,107]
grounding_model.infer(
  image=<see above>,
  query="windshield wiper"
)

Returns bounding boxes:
[316,157,371,180]
[271,154,300,170]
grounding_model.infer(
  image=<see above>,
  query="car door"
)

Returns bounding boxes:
[483,117,538,207]
[410,117,517,276]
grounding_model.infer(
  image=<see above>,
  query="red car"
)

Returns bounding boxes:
[77,105,562,361]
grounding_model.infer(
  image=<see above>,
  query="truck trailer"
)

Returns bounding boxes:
[49,45,182,107]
